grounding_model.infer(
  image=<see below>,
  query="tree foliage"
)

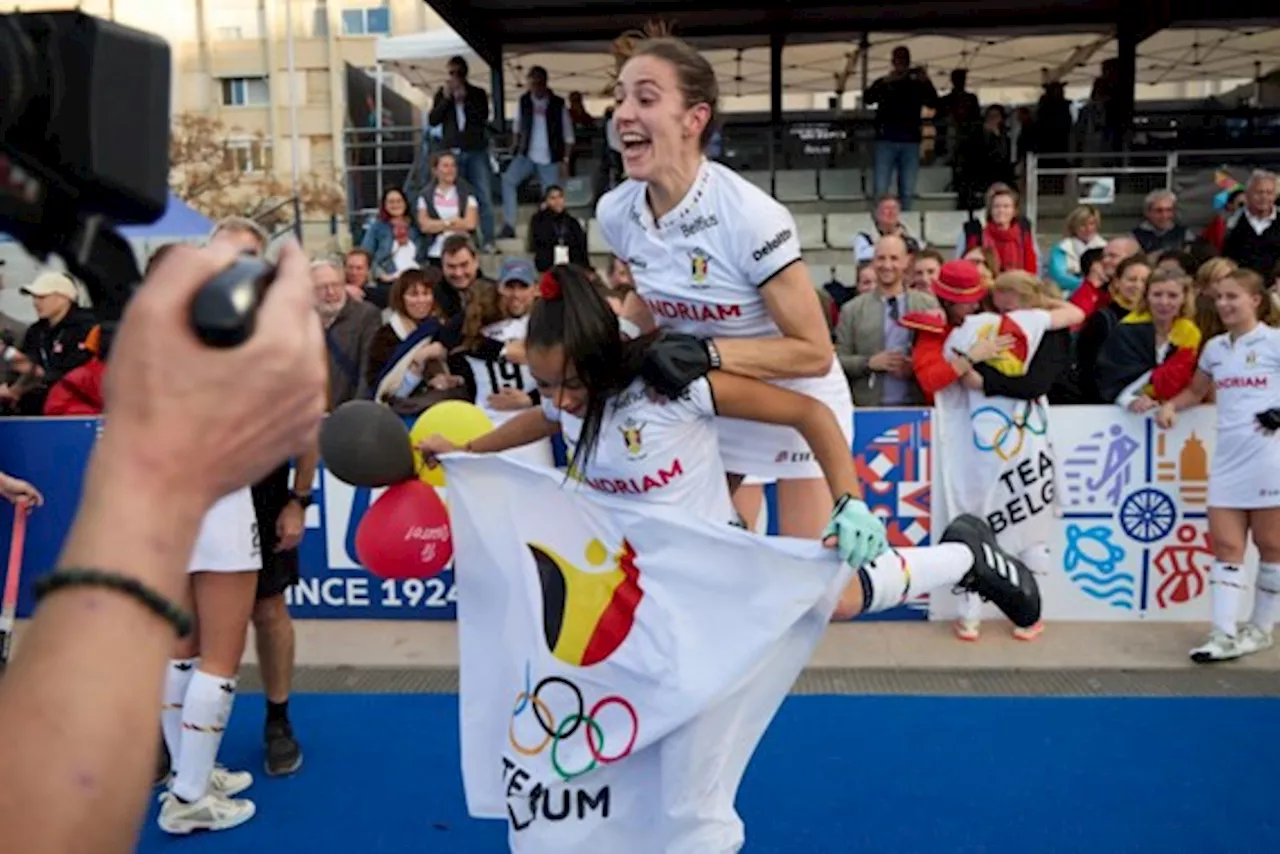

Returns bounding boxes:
[169,112,345,232]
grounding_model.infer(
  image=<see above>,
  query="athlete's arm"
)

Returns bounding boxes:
[420,408,558,462]
[714,263,835,380]
[618,290,657,335]
[707,371,858,502]
[1163,369,1212,412]
[1043,299,1086,330]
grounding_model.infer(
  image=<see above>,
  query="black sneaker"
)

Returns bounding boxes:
[943,514,1041,629]
[264,719,303,777]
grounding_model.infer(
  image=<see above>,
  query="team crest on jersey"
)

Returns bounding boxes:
[1246,350,1258,366]
[619,418,647,458]
[689,249,711,288]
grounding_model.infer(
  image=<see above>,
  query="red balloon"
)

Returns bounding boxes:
[355,480,453,579]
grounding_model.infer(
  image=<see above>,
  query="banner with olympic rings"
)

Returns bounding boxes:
[443,452,848,842]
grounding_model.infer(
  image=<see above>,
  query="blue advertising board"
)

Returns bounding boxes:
[0,409,933,621]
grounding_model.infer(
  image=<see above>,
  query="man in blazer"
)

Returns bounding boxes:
[429,56,495,248]
[836,234,939,407]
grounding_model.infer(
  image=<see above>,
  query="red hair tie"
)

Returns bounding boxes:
[539,270,562,301]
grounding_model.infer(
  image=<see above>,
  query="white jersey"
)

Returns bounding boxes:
[467,315,554,468]
[596,159,853,479]
[1196,324,1280,508]
[541,377,738,526]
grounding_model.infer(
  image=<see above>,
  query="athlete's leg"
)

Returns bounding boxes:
[731,482,764,532]
[1239,507,1280,655]
[160,580,200,783]
[160,571,258,834]
[1191,506,1251,663]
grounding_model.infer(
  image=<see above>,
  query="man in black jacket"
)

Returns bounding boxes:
[428,56,494,249]
[1223,169,1279,277]
[864,46,938,210]
[527,186,588,272]
[498,66,574,240]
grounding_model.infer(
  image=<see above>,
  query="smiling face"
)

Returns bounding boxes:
[1146,277,1185,325]
[1213,276,1262,331]
[528,343,588,417]
[612,49,714,183]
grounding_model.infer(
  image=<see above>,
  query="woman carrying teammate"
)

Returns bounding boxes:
[420,263,1040,853]
[595,36,859,585]
[1156,268,1280,663]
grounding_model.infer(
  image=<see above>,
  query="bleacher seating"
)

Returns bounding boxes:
[794,214,826,251]
[818,170,864,202]
[774,171,819,203]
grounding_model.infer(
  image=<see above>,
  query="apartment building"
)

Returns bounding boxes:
[4,0,445,245]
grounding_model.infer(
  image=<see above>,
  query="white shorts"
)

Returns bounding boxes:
[187,486,260,574]
[716,357,854,480]
[1208,427,1280,510]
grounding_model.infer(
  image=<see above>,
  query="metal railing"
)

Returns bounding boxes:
[1024,148,1280,228]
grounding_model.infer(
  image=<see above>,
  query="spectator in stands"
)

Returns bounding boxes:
[835,235,938,406]
[1222,169,1279,276]
[1074,254,1151,403]
[1034,82,1073,162]
[853,194,920,262]
[1201,184,1245,253]
[428,56,494,250]
[961,244,1001,287]
[527,185,588,272]
[595,105,625,201]
[434,236,492,343]
[935,68,980,166]
[1155,249,1197,277]
[911,248,944,293]
[1096,269,1201,411]
[314,257,381,404]
[1047,204,1106,296]
[499,66,575,241]
[1132,190,1193,256]
[43,324,107,416]
[566,91,595,177]
[0,258,29,403]
[361,188,426,285]
[855,260,877,295]
[864,47,937,210]
[1193,256,1236,343]
[343,248,386,308]
[958,106,1016,210]
[960,183,1038,275]
[416,151,479,270]
[1070,235,1141,320]
[10,272,96,415]
[365,267,441,390]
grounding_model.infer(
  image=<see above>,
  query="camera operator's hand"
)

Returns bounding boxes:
[100,239,327,512]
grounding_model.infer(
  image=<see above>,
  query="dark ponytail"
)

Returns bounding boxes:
[528,264,655,478]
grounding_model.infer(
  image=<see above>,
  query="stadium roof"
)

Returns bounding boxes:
[423,0,1279,65]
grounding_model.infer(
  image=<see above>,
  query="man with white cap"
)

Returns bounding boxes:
[11,272,96,414]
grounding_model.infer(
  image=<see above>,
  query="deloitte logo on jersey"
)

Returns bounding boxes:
[679,213,719,238]
[752,229,793,262]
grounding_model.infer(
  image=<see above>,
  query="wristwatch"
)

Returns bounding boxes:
[289,490,314,509]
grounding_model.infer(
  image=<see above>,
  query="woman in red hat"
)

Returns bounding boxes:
[903,261,1082,641]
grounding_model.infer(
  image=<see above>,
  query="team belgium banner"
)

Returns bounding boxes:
[443,454,851,853]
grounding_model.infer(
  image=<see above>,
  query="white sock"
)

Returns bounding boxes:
[856,544,973,614]
[171,670,237,803]
[958,591,983,624]
[1209,561,1246,637]
[1250,563,1280,632]
[161,658,198,766]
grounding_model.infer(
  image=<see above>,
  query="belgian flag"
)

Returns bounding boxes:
[529,539,643,667]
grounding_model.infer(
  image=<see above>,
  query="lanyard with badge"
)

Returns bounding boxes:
[553,221,570,266]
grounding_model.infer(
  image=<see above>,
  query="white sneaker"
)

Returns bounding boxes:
[1190,630,1242,663]
[1236,623,1274,656]
[157,790,256,835]
[954,619,980,641]
[157,765,253,801]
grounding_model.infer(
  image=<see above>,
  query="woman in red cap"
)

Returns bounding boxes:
[903,261,1082,641]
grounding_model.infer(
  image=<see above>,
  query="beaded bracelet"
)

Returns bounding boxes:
[34,569,193,638]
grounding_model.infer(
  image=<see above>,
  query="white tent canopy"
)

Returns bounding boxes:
[376,27,1278,110]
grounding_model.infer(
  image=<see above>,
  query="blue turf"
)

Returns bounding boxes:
[138,694,1280,853]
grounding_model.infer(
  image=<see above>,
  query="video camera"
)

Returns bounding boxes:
[1,10,266,345]
[0,11,169,324]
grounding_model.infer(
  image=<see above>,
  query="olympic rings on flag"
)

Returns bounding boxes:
[970,401,1048,461]
[509,663,640,782]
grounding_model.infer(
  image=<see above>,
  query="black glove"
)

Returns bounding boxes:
[640,333,720,398]
[1256,408,1280,435]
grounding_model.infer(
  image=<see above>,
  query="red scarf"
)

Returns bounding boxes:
[982,220,1037,274]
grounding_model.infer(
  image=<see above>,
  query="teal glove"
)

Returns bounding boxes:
[822,494,890,568]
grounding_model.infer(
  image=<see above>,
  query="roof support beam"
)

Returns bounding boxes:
[1043,33,1113,85]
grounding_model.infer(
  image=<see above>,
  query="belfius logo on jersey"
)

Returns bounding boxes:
[530,538,643,666]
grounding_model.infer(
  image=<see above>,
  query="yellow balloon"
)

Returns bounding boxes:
[409,401,495,486]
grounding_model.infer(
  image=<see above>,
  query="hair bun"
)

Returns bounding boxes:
[603,20,676,95]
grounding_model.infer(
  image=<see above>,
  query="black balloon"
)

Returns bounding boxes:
[320,401,416,487]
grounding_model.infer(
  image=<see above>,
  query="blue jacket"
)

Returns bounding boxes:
[360,219,429,278]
